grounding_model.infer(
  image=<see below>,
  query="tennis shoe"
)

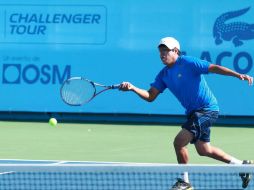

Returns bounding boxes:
[239,160,253,188]
[170,178,193,190]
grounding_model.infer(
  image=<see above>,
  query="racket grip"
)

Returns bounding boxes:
[111,84,120,89]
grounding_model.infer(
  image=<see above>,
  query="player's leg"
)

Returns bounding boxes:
[192,110,253,188]
[192,109,243,164]
[170,129,194,190]
[194,140,235,163]
[195,141,253,188]
[171,110,217,190]
[174,128,193,164]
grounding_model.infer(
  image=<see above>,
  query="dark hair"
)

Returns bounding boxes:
[175,48,181,56]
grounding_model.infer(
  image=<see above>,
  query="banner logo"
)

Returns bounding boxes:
[2,63,71,84]
[213,7,254,47]
[0,4,107,44]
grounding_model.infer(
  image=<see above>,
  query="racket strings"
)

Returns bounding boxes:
[61,79,95,105]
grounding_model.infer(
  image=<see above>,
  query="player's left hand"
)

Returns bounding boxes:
[239,74,253,86]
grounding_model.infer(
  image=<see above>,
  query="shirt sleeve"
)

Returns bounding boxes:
[150,70,167,93]
[191,57,211,74]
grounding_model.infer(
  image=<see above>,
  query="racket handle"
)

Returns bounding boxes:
[111,84,120,89]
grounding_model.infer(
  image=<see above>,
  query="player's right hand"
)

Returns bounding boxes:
[119,82,134,91]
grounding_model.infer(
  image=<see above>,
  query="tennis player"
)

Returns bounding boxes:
[119,37,253,190]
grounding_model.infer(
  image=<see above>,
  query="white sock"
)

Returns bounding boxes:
[182,172,189,183]
[229,157,243,165]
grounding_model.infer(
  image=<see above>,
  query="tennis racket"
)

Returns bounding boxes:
[60,77,120,106]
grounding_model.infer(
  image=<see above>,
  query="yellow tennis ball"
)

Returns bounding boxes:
[49,118,57,127]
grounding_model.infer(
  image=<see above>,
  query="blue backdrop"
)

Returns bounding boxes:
[0,0,253,116]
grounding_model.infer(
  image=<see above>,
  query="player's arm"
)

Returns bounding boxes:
[119,82,160,102]
[208,64,253,85]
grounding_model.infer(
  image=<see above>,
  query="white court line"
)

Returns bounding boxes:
[0,159,147,165]
[0,171,15,175]
[48,161,68,165]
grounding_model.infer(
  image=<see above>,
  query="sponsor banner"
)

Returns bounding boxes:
[0,4,106,44]
[0,0,253,116]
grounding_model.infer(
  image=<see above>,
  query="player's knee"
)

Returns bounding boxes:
[197,150,207,156]
[196,148,211,156]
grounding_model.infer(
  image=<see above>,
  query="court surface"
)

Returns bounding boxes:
[0,120,253,190]
[0,121,253,164]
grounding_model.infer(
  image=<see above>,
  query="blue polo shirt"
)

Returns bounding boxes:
[151,56,219,115]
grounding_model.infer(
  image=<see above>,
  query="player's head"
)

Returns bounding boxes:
[158,37,181,67]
